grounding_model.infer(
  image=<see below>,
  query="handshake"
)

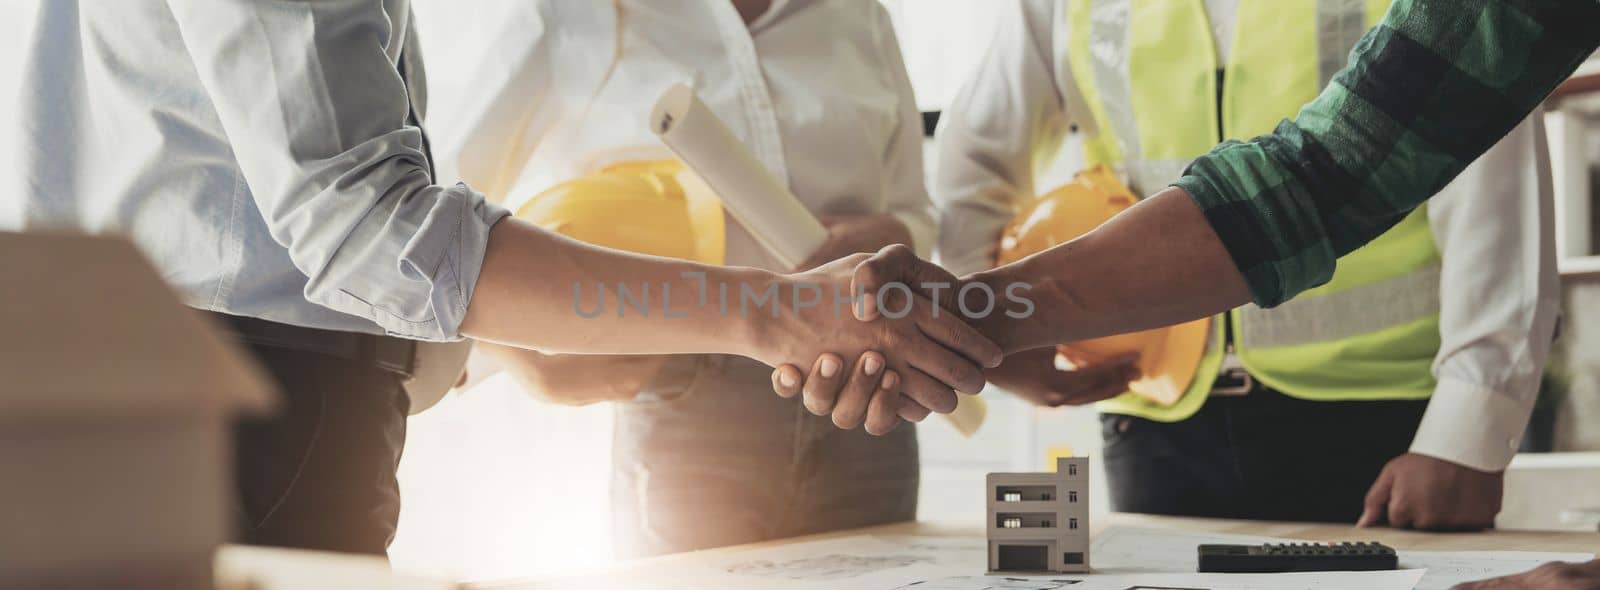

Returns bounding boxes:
[745,245,1032,435]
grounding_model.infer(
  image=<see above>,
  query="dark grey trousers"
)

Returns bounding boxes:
[229,333,409,556]
[1102,385,1428,523]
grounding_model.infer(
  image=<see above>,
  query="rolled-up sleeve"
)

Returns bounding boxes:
[165,0,508,340]
[1174,0,1599,308]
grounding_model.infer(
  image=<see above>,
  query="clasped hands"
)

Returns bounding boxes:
[759,244,1007,435]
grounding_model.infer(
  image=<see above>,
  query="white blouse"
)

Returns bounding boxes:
[445,0,936,271]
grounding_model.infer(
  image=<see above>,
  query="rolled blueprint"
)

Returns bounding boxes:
[650,83,825,268]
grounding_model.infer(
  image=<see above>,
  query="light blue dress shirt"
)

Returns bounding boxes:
[6,0,508,341]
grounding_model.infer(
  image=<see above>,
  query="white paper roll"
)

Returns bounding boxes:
[650,83,825,269]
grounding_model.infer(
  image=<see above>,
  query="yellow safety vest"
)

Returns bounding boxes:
[1071,0,1443,422]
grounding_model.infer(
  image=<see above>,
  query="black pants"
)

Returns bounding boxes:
[230,340,409,555]
[1101,386,1428,523]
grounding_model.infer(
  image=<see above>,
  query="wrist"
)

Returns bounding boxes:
[729,270,795,364]
[969,256,1073,354]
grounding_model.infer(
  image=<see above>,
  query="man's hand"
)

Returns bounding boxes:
[987,347,1139,407]
[756,252,1003,435]
[1451,560,1600,590]
[1358,453,1503,531]
[794,215,914,272]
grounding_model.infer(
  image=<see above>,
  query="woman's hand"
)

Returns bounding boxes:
[481,342,666,406]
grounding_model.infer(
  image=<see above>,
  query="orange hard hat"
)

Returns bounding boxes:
[996,166,1209,406]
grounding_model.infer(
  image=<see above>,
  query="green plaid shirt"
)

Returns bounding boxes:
[1174,0,1600,308]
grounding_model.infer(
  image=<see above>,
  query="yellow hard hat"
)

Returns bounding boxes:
[996,165,1209,406]
[516,160,726,265]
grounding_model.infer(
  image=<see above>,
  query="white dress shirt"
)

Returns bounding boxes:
[935,0,1559,472]
[6,0,507,341]
[442,0,936,270]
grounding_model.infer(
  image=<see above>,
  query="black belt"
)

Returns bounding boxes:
[206,312,416,380]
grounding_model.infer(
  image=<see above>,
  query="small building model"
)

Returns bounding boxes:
[986,457,1089,573]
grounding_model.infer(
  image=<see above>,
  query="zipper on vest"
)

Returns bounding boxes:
[1215,67,1236,357]
[1214,69,1227,143]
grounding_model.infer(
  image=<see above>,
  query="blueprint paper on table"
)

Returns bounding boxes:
[486,534,1425,590]
[1091,527,1596,590]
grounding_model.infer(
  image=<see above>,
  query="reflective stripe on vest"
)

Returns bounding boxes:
[1078,0,1442,422]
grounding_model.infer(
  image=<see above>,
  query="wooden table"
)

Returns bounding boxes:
[214,545,460,590]
[1097,513,1598,553]
[476,513,1598,588]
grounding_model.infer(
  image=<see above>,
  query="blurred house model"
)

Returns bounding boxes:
[0,232,276,590]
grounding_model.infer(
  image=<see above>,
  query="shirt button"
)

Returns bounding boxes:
[1508,438,1519,450]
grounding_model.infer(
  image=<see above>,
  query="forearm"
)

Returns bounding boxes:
[968,188,1249,354]
[1176,0,1599,307]
[461,218,769,355]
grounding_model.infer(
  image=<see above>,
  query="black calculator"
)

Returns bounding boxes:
[1197,542,1399,573]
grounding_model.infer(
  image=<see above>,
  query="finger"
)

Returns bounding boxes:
[800,353,847,416]
[852,244,958,321]
[1056,380,1131,405]
[1055,347,1091,371]
[864,371,904,435]
[900,323,992,395]
[831,351,887,430]
[1123,363,1143,382]
[1413,512,1443,532]
[1059,350,1140,374]
[1415,508,1486,533]
[913,297,1004,369]
[897,394,933,422]
[1059,361,1137,398]
[771,365,805,398]
[1028,390,1070,407]
[1358,469,1394,527]
[1105,352,1143,376]
[907,342,988,396]
[898,367,960,414]
[1387,487,1415,530]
